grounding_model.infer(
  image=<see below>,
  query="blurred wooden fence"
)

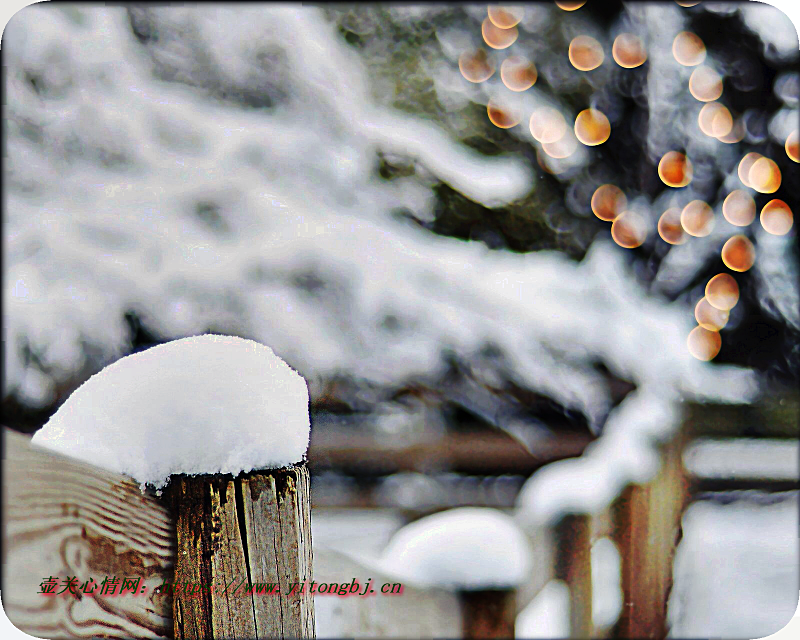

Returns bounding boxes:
[3,393,797,639]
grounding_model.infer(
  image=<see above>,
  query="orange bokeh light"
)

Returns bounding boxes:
[722,190,756,227]
[530,107,567,144]
[488,6,524,29]
[673,31,706,66]
[687,326,722,361]
[786,130,799,163]
[737,152,763,188]
[591,185,627,222]
[500,56,538,91]
[705,273,739,311]
[487,99,521,129]
[575,109,611,146]
[748,157,781,194]
[681,200,715,237]
[760,199,794,236]
[721,235,755,272]
[569,35,604,71]
[658,151,693,188]
[482,17,518,50]
[459,49,496,83]
[689,65,723,102]
[612,34,647,68]
[658,207,687,245]
[695,297,729,331]
[611,211,648,248]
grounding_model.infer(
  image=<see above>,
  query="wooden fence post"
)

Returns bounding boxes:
[164,465,315,640]
[610,434,687,639]
[459,589,517,639]
[553,514,593,639]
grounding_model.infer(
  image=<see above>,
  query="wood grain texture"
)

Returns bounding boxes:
[2,427,174,639]
[164,467,315,640]
[554,514,593,639]
[459,590,516,639]
[610,435,687,639]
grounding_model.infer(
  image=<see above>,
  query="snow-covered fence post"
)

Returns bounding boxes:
[380,507,532,639]
[165,467,314,639]
[553,514,593,639]
[609,434,687,639]
[30,334,315,640]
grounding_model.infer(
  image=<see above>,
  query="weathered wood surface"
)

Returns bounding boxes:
[610,435,687,639]
[554,514,592,639]
[164,468,314,640]
[2,427,174,638]
[459,590,516,639]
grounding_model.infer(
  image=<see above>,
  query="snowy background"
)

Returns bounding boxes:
[3,2,799,638]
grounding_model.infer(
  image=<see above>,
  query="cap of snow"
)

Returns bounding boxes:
[31,334,309,488]
[379,507,532,590]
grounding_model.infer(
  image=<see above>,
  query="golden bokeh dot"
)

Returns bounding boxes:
[574,109,611,146]
[482,17,519,50]
[786,130,800,163]
[761,199,794,236]
[611,211,648,248]
[673,31,706,66]
[716,118,745,144]
[530,107,567,144]
[697,102,729,137]
[542,132,579,159]
[658,207,687,245]
[487,99,521,129]
[711,108,733,137]
[569,35,604,71]
[748,157,781,194]
[612,33,647,68]
[689,65,723,102]
[695,297,729,331]
[705,273,739,311]
[737,152,763,188]
[488,5,524,29]
[722,190,756,227]
[591,184,627,222]
[721,235,755,272]
[500,56,538,91]
[658,151,693,188]
[459,49,496,83]
[555,1,587,10]
[687,326,722,361]
[681,200,715,237]
[675,1,702,7]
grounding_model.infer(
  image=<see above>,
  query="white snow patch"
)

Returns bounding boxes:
[516,580,570,638]
[379,507,532,590]
[31,334,310,488]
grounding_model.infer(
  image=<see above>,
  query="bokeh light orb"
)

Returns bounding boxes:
[542,132,579,159]
[658,207,687,244]
[687,326,722,361]
[705,273,739,311]
[459,49,496,83]
[748,157,781,193]
[698,102,731,137]
[722,190,756,226]
[611,211,648,248]
[487,99,521,128]
[658,151,693,187]
[555,1,587,10]
[737,152,763,187]
[500,56,538,91]
[673,31,707,66]
[675,1,702,7]
[591,184,627,221]
[761,199,794,235]
[488,5,524,29]
[721,235,755,272]
[482,17,518,50]
[786,130,800,163]
[695,297,729,331]
[569,35,604,71]
[530,107,567,144]
[612,33,647,68]
[689,66,723,102]
[716,118,745,144]
[681,200,714,237]
[575,109,611,146]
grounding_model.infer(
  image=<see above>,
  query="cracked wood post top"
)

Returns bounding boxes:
[163,467,315,640]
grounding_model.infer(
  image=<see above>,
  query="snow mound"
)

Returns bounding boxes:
[31,334,310,488]
[379,507,531,590]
